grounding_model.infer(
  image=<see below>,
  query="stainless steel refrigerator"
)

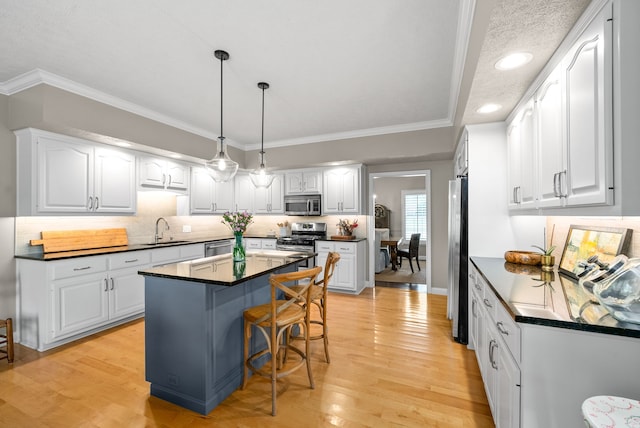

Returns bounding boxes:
[447,175,468,344]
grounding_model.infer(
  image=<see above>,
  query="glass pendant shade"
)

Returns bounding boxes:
[205,137,239,183]
[249,151,275,188]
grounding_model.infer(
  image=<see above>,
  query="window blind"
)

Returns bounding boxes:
[403,192,427,240]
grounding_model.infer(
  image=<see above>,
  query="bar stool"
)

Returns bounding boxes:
[0,318,14,363]
[291,251,340,363]
[582,395,640,427]
[242,266,322,416]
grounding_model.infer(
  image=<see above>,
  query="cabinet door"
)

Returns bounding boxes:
[94,147,136,213]
[506,122,521,210]
[323,167,360,214]
[37,137,93,213]
[303,171,322,193]
[138,157,166,188]
[268,174,285,213]
[285,172,304,194]
[165,161,189,191]
[507,102,536,210]
[51,273,109,340]
[563,6,612,207]
[109,267,145,320]
[485,324,499,417]
[233,174,254,213]
[536,67,565,208]
[497,345,521,428]
[213,180,235,213]
[333,252,356,291]
[190,167,215,213]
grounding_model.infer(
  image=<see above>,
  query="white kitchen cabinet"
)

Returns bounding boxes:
[244,238,277,250]
[454,129,468,176]
[190,166,234,214]
[562,5,613,207]
[535,66,565,208]
[284,169,322,194]
[507,99,536,210]
[253,255,285,271]
[315,240,366,294]
[233,173,255,213]
[323,166,361,214]
[138,156,189,193]
[470,264,521,427]
[16,128,136,215]
[254,173,284,214]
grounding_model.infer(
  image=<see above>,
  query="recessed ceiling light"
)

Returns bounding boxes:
[477,103,502,114]
[495,52,533,71]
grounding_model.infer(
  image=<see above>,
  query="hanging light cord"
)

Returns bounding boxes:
[219,51,225,155]
[260,84,266,165]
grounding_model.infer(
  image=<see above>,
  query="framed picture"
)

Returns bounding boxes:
[558,225,632,279]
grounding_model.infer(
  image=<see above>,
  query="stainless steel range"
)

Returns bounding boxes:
[276,222,327,268]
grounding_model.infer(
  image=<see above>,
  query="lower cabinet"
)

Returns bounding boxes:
[315,240,366,294]
[18,244,205,351]
[470,264,521,427]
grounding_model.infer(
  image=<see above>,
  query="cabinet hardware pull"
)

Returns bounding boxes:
[73,266,92,271]
[110,278,114,290]
[167,174,172,187]
[162,173,166,186]
[471,299,477,317]
[489,340,498,369]
[94,197,99,210]
[104,278,109,292]
[125,259,139,263]
[88,196,94,210]
[497,321,509,335]
[559,170,568,198]
[483,298,492,308]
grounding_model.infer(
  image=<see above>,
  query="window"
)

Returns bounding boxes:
[402,191,427,240]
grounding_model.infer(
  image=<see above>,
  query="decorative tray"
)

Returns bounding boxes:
[330,235,356,241]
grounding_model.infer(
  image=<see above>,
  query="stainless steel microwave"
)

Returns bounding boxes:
[284,194,321,216]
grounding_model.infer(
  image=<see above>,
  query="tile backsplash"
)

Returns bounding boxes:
[15,191,367,254]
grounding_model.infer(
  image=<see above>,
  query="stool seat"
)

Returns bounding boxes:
[582,395,640,427]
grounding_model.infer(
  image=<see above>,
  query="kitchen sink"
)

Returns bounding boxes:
[143,240,191,246]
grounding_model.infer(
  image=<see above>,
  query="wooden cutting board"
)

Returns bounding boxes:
[30,228,129,253]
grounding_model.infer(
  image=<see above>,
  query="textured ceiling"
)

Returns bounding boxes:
[462,0,591,125]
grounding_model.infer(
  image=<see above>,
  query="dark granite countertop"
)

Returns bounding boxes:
[138,250,313,286]
[471,257,640,338]
[14,236,234,261]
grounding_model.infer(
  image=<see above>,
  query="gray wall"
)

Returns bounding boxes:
[0,94,17,320]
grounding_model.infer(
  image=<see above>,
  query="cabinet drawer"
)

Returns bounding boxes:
[481,283,498,320]
[496,305,521,363]
[151,246,181,264]
[109,251,151,270]
[245,239,262,250]
[316,242,334,252]
[52,256,108,280]
[334,243,355,254]
[261,239,276,250]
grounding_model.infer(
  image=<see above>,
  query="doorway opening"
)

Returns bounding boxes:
[368,170,432,292]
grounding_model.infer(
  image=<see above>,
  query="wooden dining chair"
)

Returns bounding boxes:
[291,252,341,363]
[0,318,14,363]
[242,266,322,416]
[398,233,421,273]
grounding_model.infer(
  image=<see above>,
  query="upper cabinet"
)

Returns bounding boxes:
[507,2,615,214]
[323,165,362,214]
[284,169,322,195]
[16,128,136,216]
[234,172,284,214]
[189,166,234,214]
[138,156,189,194]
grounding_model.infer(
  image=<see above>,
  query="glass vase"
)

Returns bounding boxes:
[233,232,246,262]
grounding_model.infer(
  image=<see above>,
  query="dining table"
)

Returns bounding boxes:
[381,238,401,271]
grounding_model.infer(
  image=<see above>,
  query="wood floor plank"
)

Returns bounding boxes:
[0,288,493,427]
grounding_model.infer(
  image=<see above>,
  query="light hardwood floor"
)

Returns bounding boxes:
[0,288,493,427]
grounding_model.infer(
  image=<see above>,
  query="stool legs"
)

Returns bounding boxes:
[0,318,13,363]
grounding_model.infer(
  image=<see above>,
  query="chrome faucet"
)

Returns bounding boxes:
[155,217,170,244]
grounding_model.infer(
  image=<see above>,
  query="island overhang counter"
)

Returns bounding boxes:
[138,250,312,415]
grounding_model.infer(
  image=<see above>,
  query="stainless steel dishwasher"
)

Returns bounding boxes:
[204,240,232,257]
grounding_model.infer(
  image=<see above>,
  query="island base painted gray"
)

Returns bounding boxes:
[144,265,295,414]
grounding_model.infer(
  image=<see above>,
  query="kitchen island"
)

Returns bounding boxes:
[138,250,312,415]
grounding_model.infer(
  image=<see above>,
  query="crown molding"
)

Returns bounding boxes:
[448,0,476,123]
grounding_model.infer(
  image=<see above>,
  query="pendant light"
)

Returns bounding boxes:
[249,82,276,188]
[205,50,238,182]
